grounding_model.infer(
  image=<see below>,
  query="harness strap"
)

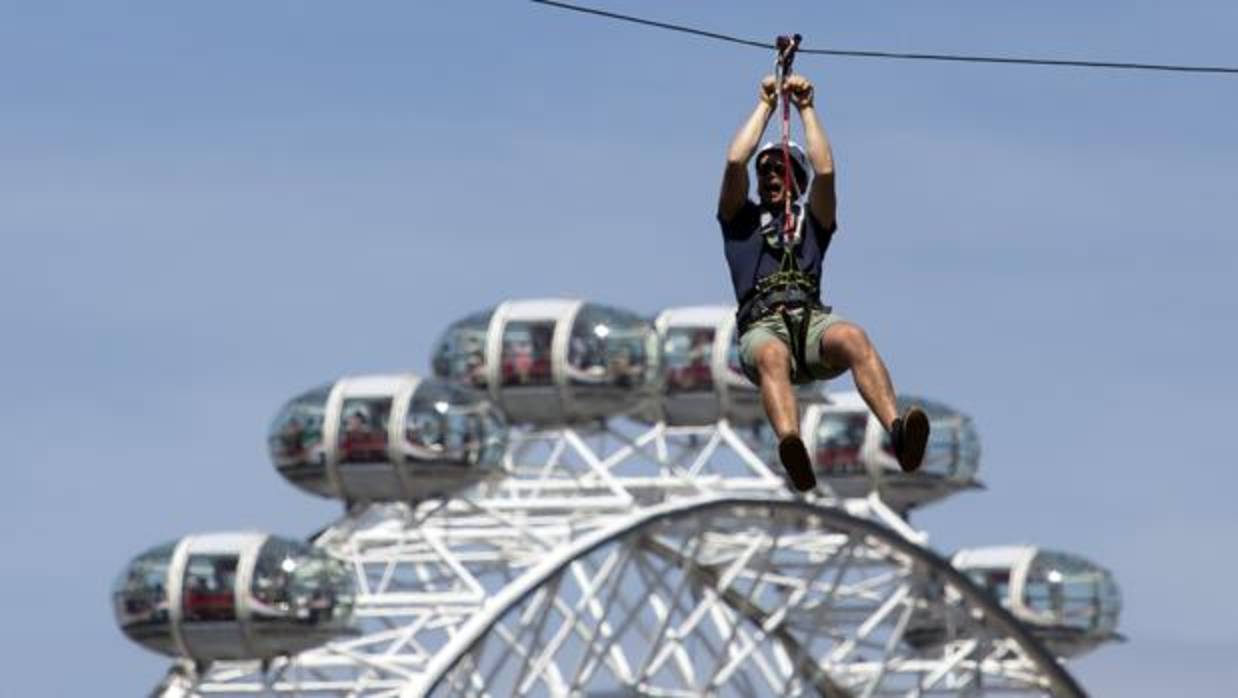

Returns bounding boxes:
[779,307,814,382]
[736,277,829,336]
[736,266,820,312]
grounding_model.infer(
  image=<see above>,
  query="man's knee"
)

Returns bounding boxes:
[753,340,791,378]
[822,321,873,362]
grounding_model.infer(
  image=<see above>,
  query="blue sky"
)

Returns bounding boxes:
[2,2,1235,694]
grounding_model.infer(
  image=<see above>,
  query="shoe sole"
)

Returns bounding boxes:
[778,436,817,492]
[899,408,930,473]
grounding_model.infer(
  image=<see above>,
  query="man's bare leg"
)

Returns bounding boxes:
[754,340,799,438]
[820,322,898,429]
[754,340,817,491]
[821,321,928,472]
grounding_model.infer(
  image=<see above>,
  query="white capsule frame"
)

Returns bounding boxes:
[270,374,506,502]
[951,545,1123,657]
[434,299,660,426]
[115,532,355,662]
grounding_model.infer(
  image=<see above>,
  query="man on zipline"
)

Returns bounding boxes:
[718,72,929,491]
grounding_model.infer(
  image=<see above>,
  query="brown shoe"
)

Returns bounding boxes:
[890,408,930,473]
[778,435,817,492]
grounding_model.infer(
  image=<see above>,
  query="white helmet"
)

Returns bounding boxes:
[755,141,811,197]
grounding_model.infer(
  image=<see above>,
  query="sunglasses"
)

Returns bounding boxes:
[756,158,787,177]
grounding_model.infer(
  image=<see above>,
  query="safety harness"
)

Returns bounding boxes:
[735,34,830,380]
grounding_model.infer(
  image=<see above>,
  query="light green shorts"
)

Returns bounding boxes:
[739,307,846,386]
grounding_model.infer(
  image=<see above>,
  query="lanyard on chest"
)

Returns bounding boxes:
[760,206,807,273]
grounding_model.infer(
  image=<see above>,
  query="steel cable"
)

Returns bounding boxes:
[532,0,1238,76]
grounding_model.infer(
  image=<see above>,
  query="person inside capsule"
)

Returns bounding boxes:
[502,329,534,385]
[717,72,930,490]
[465,351,487,388]
[276,416,308,464]
[608,344,640,387]
[528,324,554,380]
[816,413,868,475]
[686,329,712,382]
[340,403,388,462]
[183,555,238,622]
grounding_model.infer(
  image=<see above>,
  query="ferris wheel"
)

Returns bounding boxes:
[115,299,1121,697]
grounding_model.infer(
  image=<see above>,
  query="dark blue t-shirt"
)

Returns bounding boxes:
[719,200,836,303]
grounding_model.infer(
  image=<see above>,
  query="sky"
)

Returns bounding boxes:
[1,1,1235,695]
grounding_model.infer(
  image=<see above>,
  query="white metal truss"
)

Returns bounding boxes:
[419,498,1083,698]
[151,419,1079,697]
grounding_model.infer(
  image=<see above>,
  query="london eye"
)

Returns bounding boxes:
[116,299,1122,696]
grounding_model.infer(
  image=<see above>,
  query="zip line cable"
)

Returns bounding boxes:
[531,0,1238,76]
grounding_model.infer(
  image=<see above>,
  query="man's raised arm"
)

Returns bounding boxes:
[718,76,778,223]
[785,75,837,231]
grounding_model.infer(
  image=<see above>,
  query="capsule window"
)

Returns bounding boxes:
[921,424,956,475]
[815,412,868,475]
[1025,552,1108,631]
[920,413,974,477]
[500,321,555,387]
[965,568,1013,609]
[407,383,467,465]
[876,397,981,480]
[181,553,240,623]
[404,406,451,461]
[432,309,492,389]
[114,543,175,632]
[408,381,505,468]
[663,328,715,393]
[268,385,330,481]
[337,397,392,464]
[250,538,299,624]
[567,306,651,389]
[248,538,354,637]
